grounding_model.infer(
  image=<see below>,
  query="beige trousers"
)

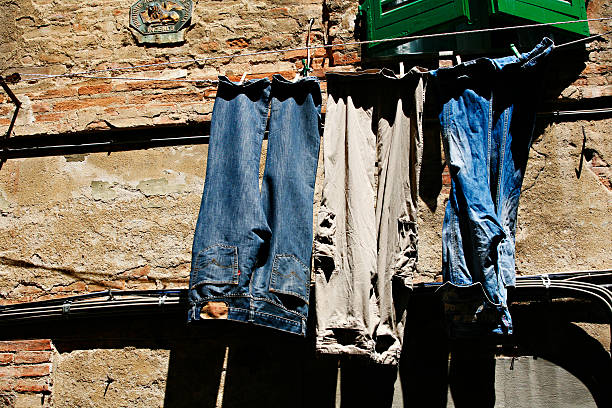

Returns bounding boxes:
[314,68,426,365]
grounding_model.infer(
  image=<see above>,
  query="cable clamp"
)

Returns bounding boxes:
[540,274,551,289]
[158,294,167,306]
[62,301,71,315]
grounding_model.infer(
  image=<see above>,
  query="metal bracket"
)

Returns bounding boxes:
[0,73,21,167]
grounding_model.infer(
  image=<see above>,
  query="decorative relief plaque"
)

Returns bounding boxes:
[130,0,193,44]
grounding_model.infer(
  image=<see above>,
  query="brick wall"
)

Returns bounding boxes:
[0,0,359,136]
[0,340,52,407]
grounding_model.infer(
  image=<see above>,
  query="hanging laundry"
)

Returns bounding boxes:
[431,37,555,338]
[188,75,321,336]
[314,68,427,365]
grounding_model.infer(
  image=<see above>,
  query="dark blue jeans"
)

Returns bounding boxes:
[432,38,554,337]
[188,75,321,335]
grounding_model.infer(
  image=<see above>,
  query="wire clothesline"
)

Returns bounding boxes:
[14,16,612,84]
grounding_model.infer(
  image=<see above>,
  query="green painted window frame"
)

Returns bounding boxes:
[360,0,471,47]
[490,0,589,36]
[360,0,590,55]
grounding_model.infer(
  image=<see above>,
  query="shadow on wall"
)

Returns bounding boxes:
[3,294,610,408]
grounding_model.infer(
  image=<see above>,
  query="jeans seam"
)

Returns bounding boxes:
[497,108,510,211]
[248,92,271,322]
[442,104,461,277]
[487,91,493,183]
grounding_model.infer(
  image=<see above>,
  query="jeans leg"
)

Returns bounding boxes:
[188,77,271,321]
[439,88,510,336]
[250,75,321,335]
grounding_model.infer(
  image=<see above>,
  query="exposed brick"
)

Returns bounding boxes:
[87,280,126,291]
[31,103,51,113]
[572,78,588,86]
[14,378,50,393]
[50,281,87,293]
[582,63,610,75]
[114,81,188,92]
[195,41,220,52]
[227,38,249,48]
[13,352,52,365]
[331,52,360,66]
[0,354,13,365]
[269,7,289,15]
[72,22,87,32]
[282,47,326,61]
[0,341,51,353]
[11,364,51,378]
[581,85,612,98]
[442,173,451,186]
[12,285,43,296]
[35,113,64,123]
[35,88,78,100]
[126,92,201,105]
[77,84,112,96]
[119,265,150,279]
[53,96,124,111]
[590,153,607,167]
[283,50,308,60]
[0,379,14,391]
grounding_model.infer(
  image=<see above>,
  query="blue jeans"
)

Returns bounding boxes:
[188,75,321,336]
[432,38,554,337]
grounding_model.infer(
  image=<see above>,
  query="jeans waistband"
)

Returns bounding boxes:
[430,37,555,87]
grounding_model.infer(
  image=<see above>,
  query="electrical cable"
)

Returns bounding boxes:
[14,17,612,82]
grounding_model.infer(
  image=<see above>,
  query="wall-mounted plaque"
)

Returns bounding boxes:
[130,0,193,44]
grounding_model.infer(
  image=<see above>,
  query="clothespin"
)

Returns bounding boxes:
[456,54,462,65]
[239,72,248,84]
[300,18,315,77]
[510,43,521,58]
[399,61,405,77]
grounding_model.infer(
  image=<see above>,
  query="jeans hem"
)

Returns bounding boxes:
[436,282,513,337]
[188,296,307,336]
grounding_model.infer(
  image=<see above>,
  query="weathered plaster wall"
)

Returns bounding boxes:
[0,0,610,406]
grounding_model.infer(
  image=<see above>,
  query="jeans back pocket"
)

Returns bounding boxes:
[191,244,239,289]
[269,254,310,304]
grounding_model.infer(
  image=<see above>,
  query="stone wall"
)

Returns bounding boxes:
[0,0,610,406]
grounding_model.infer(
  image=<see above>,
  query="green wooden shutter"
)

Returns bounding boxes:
[360,0,471,45]
[490,0,589,36]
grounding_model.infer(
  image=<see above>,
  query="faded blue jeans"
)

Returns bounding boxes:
[432,38,554,337]
[188,75,321,335]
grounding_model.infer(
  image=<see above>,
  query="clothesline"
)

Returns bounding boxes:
[14,16,612,83]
